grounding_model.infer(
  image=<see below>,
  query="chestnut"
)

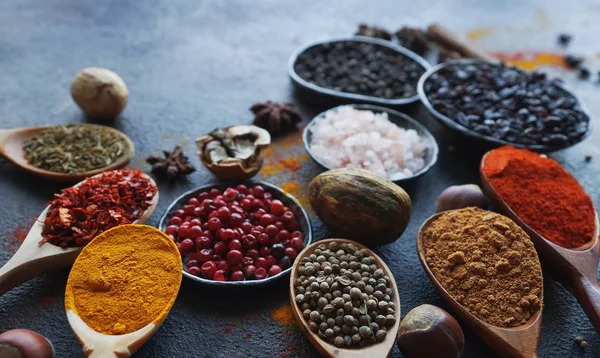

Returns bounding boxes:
[397,304,464,358]
[0,329,55,358]
[436,184,485,212]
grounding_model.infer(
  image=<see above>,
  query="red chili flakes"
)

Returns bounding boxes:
[41,169,157,248]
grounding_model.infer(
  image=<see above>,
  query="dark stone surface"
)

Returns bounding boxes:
[0,1,599,357]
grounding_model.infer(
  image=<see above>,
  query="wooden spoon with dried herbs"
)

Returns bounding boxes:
[0,124,134,182]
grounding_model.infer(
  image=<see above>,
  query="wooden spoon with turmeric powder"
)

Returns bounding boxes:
[0,172,158,295]
[417,208,543,358]
[65,225,182,358]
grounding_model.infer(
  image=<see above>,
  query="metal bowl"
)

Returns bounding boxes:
[158,181,312,287]
[417,59,593,153]
[288,37,431,107]
[303,104,439,183]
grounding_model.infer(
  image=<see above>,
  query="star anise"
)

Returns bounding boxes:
[146,145,195,181]
[395,27,431,55]
[250,101,301,136]
[356,24,392,41]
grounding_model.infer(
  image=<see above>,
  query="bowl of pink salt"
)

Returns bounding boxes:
[303,104,438,182]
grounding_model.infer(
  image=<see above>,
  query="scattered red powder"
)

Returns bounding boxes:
[5,224,29,254]
[223,322,238,333]
[41,296,55,307]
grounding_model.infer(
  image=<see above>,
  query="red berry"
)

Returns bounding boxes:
[169,216,183,226]
[184,205,195,216]
[177,225,191,238]
[200,261,217,278]
[217,206,231,221]
[185,260,199,269]
[240,199,252,211]
[251,185,265,198]
[188,197,200,206]
[278,230,291,241]
[285,247,298,260]
[256,257,269,269]
[246,249,260,260]
[279,256,292,269]
[257,233,271,246]
[219,228,236,241]
[290,237,304,251]
[193,207,203,217]
[263,192,272,201]
[198,249,214,263]
[259,246,271,257]
[260,214,275,228]
[265,224,279,237]
[209,188,222,197]
[242,256,254,266]
[165,225,178,236]
[187,252,198,260]
[189,226,203,239]
[174,209,185,218]
[274,221,284,231]
[230,264,243,273]
[292,231,303,239]
[226,250,243,265]
[252,199,266,210]
[213,270,227,281]
[190,218,202,226]
[198,192,210,201]
[266,255,277,267]
[223,188,238,201]
[286,221,299,231]
[213,241,228,256]
[241,234,258,249]
[269,200,285,215]
[230,206,245,215]
[231,271,245,281]
[207,218,222,231]
[254,267,267,280]
[229,239,243,251]
[241,222,253,234]
[271,243,285,259]
[268,265,282,277]
[245,265,256,279]
[217,260,230,272]
[236,184,249,194]
[180,239,195,252]
[188,266,201,276]
[208,210,219,220]
[196,236,212,249]
[282,211,295,222]
[229,213,243,227]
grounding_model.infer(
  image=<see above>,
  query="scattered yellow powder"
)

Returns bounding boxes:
[271,305,296,326]
[492,51,567,71]
[467,28,493,40]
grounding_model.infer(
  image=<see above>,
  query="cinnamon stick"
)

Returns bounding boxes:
[427,23,497,62]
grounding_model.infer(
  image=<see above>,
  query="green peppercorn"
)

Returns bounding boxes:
[334,336,344,347]
[359,326,372,338]
[375,329,386,342]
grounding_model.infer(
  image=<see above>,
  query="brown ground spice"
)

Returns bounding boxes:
[421,207,543,328]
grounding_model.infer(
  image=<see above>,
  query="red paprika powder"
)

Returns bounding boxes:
[482,146,595,249]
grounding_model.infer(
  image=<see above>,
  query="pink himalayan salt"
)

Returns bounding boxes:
[309,106,427,179]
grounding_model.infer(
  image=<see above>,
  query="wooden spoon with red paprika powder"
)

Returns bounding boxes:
[0,172,159,295]
[480,147,600,335]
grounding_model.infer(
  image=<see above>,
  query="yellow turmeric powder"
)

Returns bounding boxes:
[65,224,182,335]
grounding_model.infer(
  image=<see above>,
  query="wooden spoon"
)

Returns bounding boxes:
[0,173,158,295]
[480,153,600,334]
[417,213,542,358]
[289,239,401,358]
[0,124,135,182]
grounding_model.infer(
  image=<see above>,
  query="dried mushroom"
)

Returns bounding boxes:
[196,125,270,180]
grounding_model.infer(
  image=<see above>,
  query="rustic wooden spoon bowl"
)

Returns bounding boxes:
[0,173,158,295]
[417,213,543,358]
[0,124,135,182]
[289,239,401,358]
[480,152,600,334]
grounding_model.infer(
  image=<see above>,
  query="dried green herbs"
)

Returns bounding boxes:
[23,124,125,174]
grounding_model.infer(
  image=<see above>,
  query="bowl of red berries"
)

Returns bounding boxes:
[159,181,312,286]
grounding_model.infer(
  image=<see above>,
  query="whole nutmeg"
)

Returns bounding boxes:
[70,67,129,119]
[436,184,485,212]
[397,305,464,358]
[0,329,55,358]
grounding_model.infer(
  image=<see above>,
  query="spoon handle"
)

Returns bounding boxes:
[0,129,13,154]
[571,275,600,333]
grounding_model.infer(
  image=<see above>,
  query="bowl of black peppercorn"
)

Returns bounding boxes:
[417,59,592,152]
[289,37,431,108]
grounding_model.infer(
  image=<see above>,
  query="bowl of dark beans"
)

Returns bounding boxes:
[417,59,592,152]
[289,37,430,107]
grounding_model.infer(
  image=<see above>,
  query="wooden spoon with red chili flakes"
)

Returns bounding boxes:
[0,171,159,295]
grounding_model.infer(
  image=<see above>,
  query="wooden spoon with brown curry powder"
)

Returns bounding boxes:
[65,225,182,358]
[417,208,543,358]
